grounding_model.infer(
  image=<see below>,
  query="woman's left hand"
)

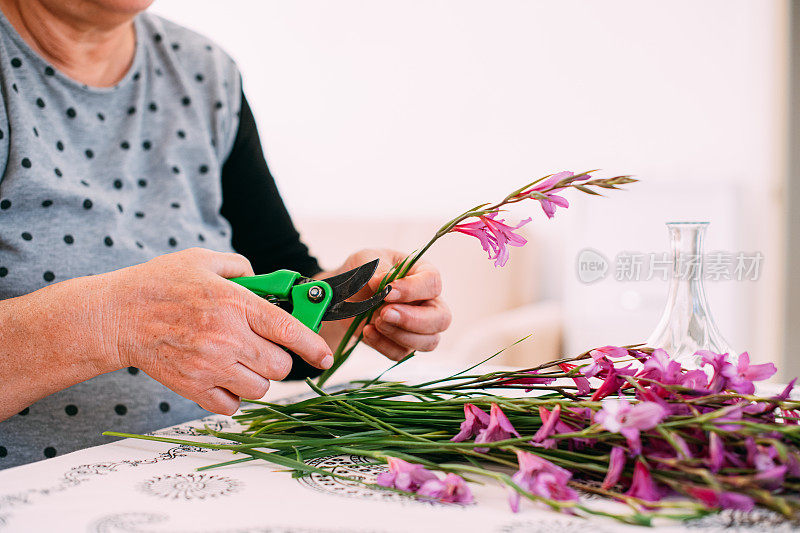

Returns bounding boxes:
[319,249,452,361]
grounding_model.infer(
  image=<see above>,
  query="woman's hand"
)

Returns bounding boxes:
[319,249,452,361]
[100,248,333,414]
[0,248,333,420]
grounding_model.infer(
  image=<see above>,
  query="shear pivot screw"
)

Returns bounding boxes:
[307,285,325,303]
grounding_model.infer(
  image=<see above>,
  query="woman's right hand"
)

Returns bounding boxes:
[95,248,333,415]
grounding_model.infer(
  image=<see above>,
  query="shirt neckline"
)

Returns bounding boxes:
[0,6,144,94]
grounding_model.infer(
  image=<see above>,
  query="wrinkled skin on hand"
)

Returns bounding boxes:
[100,248,332,414]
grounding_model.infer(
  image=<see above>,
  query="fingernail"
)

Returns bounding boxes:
[385,288,400,302]
[384,309,400,324]
[321,355,334,369]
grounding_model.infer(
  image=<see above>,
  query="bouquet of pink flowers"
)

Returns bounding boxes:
[107,171,800,524]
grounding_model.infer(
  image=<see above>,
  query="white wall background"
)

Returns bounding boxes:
[151,1,789,371]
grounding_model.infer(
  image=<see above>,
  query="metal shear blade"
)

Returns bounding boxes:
[319,259,392,321]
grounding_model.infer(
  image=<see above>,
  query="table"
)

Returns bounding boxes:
[0,360,794,533]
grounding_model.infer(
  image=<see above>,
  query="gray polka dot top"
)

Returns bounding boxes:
[0,10,243,469]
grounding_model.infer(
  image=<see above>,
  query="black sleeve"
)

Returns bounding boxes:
[220,90,324,380]
[220,90,321,278]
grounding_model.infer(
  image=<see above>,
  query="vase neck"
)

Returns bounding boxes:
[646,222,734,367]
[666,222,708,301]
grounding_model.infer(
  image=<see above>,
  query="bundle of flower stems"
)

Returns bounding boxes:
[106,345,800,525]
[105,170,800,523]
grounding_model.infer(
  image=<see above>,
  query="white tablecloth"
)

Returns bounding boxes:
[0,361,794,533]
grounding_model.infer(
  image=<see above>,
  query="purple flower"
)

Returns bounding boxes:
[637,349,709,391]
[508,450,578,512]
[417,473,474,504]
[602,446,627,490]
[708,432,725,472]
[516,171,590,219]
[590,366,636,401]
[754,465,788,490]
[559,363,591,395]
[581,346,628,378]
[746,438,779,472]
[699,351,776,394]
[475,403,521,451]
[672,432,693,460]
[746,378,797,415]
[532,404,562,447]
[778,378,797,401]
[685,486,754,511]
[721,352,777,395]
[377,457,438,492]
[378,459,473,504]
[502,370,557,390]
[451,403,490,442]
[452,213,531,267]
[625,461,661,502]
[699,350,733,393]
[595,397,667,454]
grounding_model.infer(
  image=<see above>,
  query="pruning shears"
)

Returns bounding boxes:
[229,259,391,333]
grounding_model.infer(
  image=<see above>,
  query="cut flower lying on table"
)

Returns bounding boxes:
[107,346,799,525]
[101,170,800,523]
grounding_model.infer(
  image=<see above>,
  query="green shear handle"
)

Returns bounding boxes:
[230,270,333,332]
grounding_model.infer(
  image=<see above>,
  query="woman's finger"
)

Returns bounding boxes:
[214,362,271,400]
[363,324,411,361]
[238,338,294,381]
[374,318,440,352]
[377,298,452,334]
[243,294,333,369]
[196,386,241,416]
[383,262,442,303]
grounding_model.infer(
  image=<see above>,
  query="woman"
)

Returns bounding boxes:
[0,0,451,469]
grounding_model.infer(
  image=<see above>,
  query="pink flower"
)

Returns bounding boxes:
[376,457,438,492]
[699,351,776,394]
[451,403,490,442]
[377,459,473,504]
[685,486,754,511]
[720,352,777,395]
[417,473,474,504]
[581,346,628,378]
[708,432,725,472]
[601,446,627,490]
[475,403,521,451]
[508,450,578,512]
[754,465,788,490]
[671,432,693,459]
[502,370,557,390]
[699,351,732,393]
[625,461,661,502]
[595,397,667,454]
[532,404,562,447]
[559,363,591,395]
[590,366,636,401]
[517,171,590,219]
[637,349,709,391]
[452,212,530,267]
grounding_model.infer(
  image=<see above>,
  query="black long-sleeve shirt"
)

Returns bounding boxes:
[220,91,324,379]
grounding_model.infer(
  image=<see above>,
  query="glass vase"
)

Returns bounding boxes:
[645,222,736,368]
